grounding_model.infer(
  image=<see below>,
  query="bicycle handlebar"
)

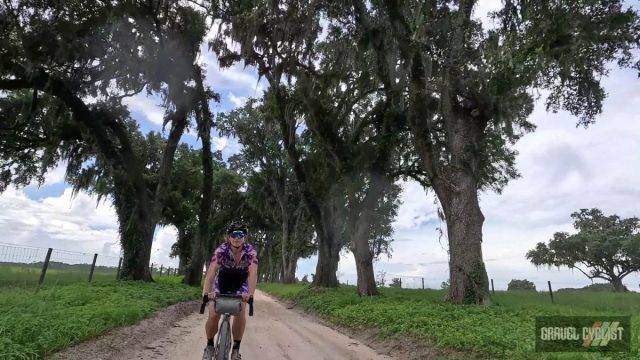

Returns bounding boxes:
[199,294,209,314]
[199,294,254,316]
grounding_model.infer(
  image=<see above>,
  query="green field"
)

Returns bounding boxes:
[0,277,200,360]
[0,263,118,287]
[259,283,640,360]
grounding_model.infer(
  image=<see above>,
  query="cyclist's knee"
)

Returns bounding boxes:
[208,305,221,320]
[235,303,247,319]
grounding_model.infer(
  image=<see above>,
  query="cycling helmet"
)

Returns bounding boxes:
[226,221,248,235]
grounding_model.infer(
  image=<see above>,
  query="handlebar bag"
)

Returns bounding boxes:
[215,296,242,315]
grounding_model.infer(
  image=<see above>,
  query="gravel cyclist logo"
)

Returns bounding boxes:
[536,316,631,352]
[582,321,624,348]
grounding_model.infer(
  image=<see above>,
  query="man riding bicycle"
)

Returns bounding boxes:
[202,222,258,360]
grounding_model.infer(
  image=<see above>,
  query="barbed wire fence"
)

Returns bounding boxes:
[335,271,637,304]
[0,242,179,288]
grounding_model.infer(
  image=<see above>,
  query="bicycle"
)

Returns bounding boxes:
[200,293,254,360]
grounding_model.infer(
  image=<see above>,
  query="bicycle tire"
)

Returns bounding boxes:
[215,318,231,360]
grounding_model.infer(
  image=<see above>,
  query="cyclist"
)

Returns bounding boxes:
[202,222,258,360]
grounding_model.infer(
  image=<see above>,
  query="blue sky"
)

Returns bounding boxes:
[1,1,639,291]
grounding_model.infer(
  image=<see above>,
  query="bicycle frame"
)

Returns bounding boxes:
[214,296,242,360]
[200,294,254,360]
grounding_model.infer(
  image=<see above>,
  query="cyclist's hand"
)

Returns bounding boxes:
[241,293,250,303]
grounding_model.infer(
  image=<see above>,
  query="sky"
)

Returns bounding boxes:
[1,1,639,291]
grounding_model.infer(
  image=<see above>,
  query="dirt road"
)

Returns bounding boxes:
[127,290,390,360]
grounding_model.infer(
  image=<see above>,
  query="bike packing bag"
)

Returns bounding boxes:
[214,296,242,315]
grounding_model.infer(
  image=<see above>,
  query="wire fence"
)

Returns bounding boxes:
[0,242,178,288]
[334,270,640,301]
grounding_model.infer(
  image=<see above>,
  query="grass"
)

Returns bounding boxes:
[0,276,200,360]
[259,283,640,360]
[0,263,118,287]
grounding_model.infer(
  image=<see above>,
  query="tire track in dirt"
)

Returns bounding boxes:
[53,290,391,360]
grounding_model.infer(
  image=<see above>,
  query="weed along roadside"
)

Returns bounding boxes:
[0,277,199,360]
[258,283,640,359]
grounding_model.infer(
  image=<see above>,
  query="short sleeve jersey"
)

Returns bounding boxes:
[211,242,258,295]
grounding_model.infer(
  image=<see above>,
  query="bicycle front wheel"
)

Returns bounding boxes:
[215,319,232,360]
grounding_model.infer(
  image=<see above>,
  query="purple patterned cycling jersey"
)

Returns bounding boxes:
[211,242,258,296]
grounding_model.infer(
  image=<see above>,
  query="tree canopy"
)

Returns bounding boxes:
[1,0,638,301]
[527,208,640,292]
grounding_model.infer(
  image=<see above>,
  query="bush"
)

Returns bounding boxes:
[507,279,536,291]
[582,283,615,291]
[389,277,402,288]
[558,283,615,292]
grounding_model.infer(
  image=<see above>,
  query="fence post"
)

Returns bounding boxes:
[159,265,163,276]
[547,281,554,303]
[150,263,154,276]
[116,257,122,280]
[38,248,53,287]
[491,279,495,295]
[421,277,425,289]
[175,268,178,276]
[399,278,402,288]
[88,253,98,283]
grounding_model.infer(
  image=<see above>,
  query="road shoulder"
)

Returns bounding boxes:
[49,300,198,360]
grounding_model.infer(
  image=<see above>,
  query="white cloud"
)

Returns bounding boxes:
[213,136,228,151]
[150,226,179,268]
[228,92,247,108]
[392,180,438,230]
[123,93,166,125]
[200,49,266,102]
[43,162,68,184]
[0,186,183,268]
[0,187,120,262]
[473,0,503,30]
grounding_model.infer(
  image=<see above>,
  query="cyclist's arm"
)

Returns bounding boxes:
[202,261,218,296]
[247,263,257,297]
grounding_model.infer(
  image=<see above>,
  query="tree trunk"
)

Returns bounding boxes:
[355,251,377,295]
[176,229,192,275]
[313,224,340,287]
[115,193,155,281]
[178,254,186,275]
[280,213,293,283]
[435,174,490,305]
[283,254,298,283]
[184,67,213,286]
[611,277,628,292]
[271,86,342,288]
[281,214,300,283]
[352,228,378,296]
[348,173,387,296]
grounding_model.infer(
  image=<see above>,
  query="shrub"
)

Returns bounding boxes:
[389,277,402,288]
[582,283,615,291]
[507,279,536,291]
[558,283,615,292]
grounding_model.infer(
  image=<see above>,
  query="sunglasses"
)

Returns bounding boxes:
[230,231,246,239]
